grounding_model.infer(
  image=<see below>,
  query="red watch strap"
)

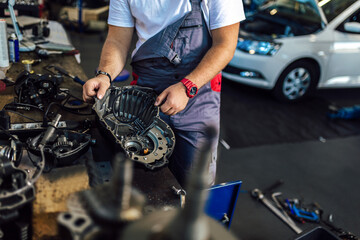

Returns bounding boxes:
[181,78,198,98]
[181,78,192,89]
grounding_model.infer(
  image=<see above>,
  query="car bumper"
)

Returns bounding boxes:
[223,49,286,90]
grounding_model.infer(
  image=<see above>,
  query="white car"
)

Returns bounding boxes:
[223,0,360,101]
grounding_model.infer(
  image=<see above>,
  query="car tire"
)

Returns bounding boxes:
[272,60,319,102]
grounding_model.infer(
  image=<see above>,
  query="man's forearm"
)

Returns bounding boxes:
[97,26,134,81]
[185,23,240,88]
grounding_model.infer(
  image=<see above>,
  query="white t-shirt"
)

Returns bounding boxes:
[108,0,246,56]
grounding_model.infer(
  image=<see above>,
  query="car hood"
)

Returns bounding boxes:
[241,0,325,40]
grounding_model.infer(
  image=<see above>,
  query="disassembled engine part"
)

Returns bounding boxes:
[58,153,145,240]
[9,121,68,132]
[14,70,63,110]
[0,145,35,212]
[27,129,91,169]
[0,115,62,240]
[0,144,34,240]
[93,86,175,170]
[58,212,99,240]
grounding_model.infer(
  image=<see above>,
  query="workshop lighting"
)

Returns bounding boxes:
[237,38,282,56]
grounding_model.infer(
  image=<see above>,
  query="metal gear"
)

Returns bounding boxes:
[52,140,73,156]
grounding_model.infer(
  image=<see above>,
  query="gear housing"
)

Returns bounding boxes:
[93,86,175,170]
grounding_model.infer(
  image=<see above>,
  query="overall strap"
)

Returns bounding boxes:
[132,0,203,65]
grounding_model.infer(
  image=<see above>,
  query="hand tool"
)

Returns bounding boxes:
[285,199,319,222]
[251,188,303,234]
[271,192,297,224]
[36,48,63,57]
[44,65,85,85]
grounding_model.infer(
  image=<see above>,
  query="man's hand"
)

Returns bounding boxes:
[82,75,111,102]
[155,82,189,116]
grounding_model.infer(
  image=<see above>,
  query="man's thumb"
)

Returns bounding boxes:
[97,84,108,99]
[155,92,166,106]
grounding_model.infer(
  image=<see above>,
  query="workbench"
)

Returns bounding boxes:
[0,52,181,239]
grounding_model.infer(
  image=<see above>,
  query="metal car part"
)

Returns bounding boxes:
[27,129,91,169]
[93,86,175,170]
[58,212,99,240]
[0,115,64,240]
[58,153,145,240]
[0,145,36,212]
[0,116,62,213]
[14,70,63,110]
[0,144,35,240]
[9,121,68,132]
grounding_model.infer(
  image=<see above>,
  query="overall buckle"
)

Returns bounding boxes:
[170,54,181,65]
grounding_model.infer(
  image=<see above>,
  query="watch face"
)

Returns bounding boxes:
[190,86,197,96]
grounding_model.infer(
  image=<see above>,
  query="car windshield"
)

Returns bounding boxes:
[243,0,323,38]
[319,0,357,23]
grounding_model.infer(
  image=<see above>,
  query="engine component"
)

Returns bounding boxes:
[93,86,175,170]
[58,212,98,240]
[27,129,91,169]
[0,115,61,239]
[14,70,63,109]
[0,144,35,240]
[0,144,35,211]
[58,153,145,240]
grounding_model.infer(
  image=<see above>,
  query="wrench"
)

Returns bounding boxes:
[271,192,296,224]
[252,188,302,234]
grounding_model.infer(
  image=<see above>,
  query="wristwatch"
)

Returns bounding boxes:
[181,78,198,98]
[95,70,112,84]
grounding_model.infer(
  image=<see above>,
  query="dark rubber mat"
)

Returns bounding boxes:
[216,136,360,240]
[220,79,360,148]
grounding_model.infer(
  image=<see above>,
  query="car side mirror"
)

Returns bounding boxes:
[344,22,360,33]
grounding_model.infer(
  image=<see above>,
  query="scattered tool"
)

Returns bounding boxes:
[271,192,296,225]
[36,49,63,57]
[251,188,303,234]
[36,49,80,58]
[328,104,360,119]
[44,65,85,85]
[284,199,319,223]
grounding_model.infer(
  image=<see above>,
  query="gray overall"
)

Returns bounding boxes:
[131,0,221,187]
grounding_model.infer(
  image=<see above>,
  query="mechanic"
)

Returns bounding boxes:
[83,0,245,187]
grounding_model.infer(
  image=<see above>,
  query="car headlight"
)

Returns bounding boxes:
[237,38,281,56]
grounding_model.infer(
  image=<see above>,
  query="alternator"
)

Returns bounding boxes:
[93,86,175,170]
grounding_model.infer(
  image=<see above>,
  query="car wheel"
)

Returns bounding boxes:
[273,60,319,102]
